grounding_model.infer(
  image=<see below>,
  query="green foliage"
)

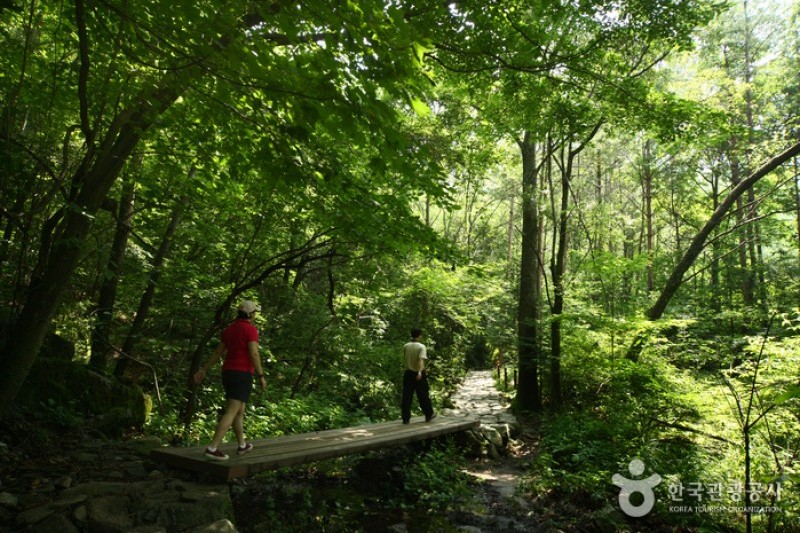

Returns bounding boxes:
[398,443,473,510]
[528,314,800,530]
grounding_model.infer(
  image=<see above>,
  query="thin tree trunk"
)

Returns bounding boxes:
[710,169,722,312]
[550,155,569,408]
[742,2,767,311]
[90,174,136,369]
[549,123,599,407]
[794,157,800,265]
[642,140,655,292]
[114,193,188,378]
[730,152,755,306]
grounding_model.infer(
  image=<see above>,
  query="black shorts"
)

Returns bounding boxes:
[221,370,254,402]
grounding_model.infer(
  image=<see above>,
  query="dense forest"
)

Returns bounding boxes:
[1,0,799,530]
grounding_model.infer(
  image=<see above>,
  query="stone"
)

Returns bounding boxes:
[62,480,162,499]
[14,358,151,434]
[191,518,238,532]
[55,475,73,489]
[148,499,235,530]
[51,494,88,510]
[29,511,80,533]
[480,427,504,448]
[16,505,55,526]
[125,436,163,456]
[123,461,149,477]
[87,495,134,532]
[0,491,18,508]
[178,482,228,503]
[73,504,88,523]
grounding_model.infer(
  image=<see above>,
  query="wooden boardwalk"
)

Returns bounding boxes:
[151,415,480,481]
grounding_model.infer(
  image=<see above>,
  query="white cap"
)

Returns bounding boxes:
[238,300,261,314]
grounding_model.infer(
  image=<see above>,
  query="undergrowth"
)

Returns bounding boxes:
[522,314,800,532]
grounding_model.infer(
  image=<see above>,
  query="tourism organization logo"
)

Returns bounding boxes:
[612,459,662,517]
[611,459,783,518]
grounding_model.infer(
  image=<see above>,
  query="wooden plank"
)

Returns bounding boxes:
[151,415,480,481]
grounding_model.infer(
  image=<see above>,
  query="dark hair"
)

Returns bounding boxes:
[410,328,422,339]
[237,310,251,319]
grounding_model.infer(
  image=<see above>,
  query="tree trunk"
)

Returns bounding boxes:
[731,152,755,306]
[90,174,136,369]
[114,194,187,378]
[506,193,515,281]
[0,64,196,411]
[642,140,655,292]
[647,141,800,320]
[549,122,599,407]
[516,131,542,412]
[794,157,800,265]
[742,4,767,311]
[710,168,722,312]
[550,149,570,408]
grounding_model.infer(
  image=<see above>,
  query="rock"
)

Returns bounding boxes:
[73,504,88,523]
[55,475,73,489]
[87,495,134,532]
[77,452,99,463]
[29,511,80,533]
[487,443,501,459]
[125,436,163,456]
[16,504,55,527]
[480,427,504,448]
[14,358,151,434]
[51,494,88,510]
[0,491,18,508]
[123,461,149,477]
[62,480,161,499]
[145,498,234,530]
[191,518,238,532]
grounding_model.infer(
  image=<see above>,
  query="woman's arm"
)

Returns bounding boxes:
[193,343,226,384]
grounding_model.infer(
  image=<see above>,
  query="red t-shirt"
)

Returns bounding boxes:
[220,319,259,373]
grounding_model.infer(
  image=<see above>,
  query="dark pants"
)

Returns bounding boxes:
[402,370,434,423]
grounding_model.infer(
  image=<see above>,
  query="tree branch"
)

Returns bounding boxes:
[647,141,800,320]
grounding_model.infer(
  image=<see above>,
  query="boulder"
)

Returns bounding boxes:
[15,358,151,433]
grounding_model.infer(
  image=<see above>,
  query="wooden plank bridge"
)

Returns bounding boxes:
[151,415,480,481]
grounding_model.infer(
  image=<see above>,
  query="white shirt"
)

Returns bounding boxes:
[403,340,427,372]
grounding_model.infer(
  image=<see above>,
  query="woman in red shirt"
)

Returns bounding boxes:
[193,300,267,460]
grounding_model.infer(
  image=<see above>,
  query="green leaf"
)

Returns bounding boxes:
[409,97,431,117]
[772,384,800,406]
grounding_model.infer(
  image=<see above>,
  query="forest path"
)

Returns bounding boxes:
[445,370,545,530]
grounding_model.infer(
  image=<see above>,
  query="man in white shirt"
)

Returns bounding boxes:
[401,328,436,424]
